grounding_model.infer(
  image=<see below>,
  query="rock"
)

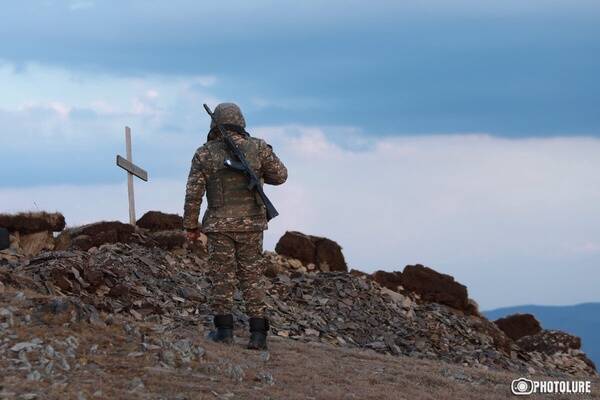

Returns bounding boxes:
[19,231,55,256]
[227,364,245,383]
[67,221,135,250]
[494,313,542,340]
[27,371,42,381]
[0,212,66,234]
[517,330,597,373]
[255,371,274,385]
[108,284,130,299]
[274,231,347,272]
[150,230,186,250]
[53,230,72,251]
[160,350,177,367]
[136,211,183,231]
[275,231,315,265]
[380,287,406,304]
[287,258,303,269]
[349,269,370,279]
[400,264,470,312]
[264,261,283,278]
[312,236,347,272]
[34,297,101,326]
[371,270,403,291]
[11,341,42,352]
[466,298,480,317]
[517,330,581,354]
[0,237,595,379]
[128,377,145,392]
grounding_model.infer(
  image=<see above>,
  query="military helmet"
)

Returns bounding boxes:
[210,102,246,129]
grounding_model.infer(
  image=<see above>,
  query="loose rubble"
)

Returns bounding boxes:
[0,210,596,398]
[1,241,595,378]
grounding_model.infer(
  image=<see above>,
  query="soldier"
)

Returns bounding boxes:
[183,103,287,350]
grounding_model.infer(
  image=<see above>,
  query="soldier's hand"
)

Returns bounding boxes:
[186,229,201,242]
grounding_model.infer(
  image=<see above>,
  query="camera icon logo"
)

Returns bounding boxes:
[511,378,534,395]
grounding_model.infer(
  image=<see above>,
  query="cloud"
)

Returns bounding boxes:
[1,3,599,136]
[2,129,600,309]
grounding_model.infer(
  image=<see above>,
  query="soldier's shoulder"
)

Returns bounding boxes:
[202,140,224,153]
[193,143,213,162]
[248,136,271,151]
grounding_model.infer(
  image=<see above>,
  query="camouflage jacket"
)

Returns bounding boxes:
[183,130,287,233]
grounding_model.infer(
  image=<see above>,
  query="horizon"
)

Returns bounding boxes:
[2,0,600,310]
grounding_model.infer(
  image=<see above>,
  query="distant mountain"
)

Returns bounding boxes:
[484,303,600,368]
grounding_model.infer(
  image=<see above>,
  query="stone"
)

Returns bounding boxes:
[517,330,581,353]
[11,341,41,352]
[274,231,347,272]
[136,211,183,231]
[494,313,542,341]
[255,371,274,385]
[287,258,303,269]
[19,231,55,257]
[27,370,42,381]
[53,231,72,251]
[275,231,316,265]
[227,364,245,383]
[150,230,186,250]
[67,221,135,251]
[264,261,283,278]
[349,269,370,279]
[160,350,177,367]
[0,212,66,234]
[312,236,347,272]
[371,270,403,291]
[400,264,470,312]
[0,235,595,379]
[128,377,145,392]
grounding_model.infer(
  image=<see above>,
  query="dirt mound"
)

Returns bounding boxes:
[275,231,347,272]
[494,313,542,341]
[136,211,183,231]
[400,264,470,312]
[371,270,402,291]
[0,212,65,234]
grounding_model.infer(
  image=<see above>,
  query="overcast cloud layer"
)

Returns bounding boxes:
[1,0,599,135]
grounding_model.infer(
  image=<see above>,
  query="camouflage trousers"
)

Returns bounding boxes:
[207,231,266,317]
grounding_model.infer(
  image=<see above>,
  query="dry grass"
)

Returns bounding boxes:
[1,312,599,400]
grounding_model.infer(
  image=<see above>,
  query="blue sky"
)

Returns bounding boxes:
[1,0,600,309]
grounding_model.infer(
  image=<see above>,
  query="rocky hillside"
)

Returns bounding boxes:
[0,211,598,399]
[485,303,600,369]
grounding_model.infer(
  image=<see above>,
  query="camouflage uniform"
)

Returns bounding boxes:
[183,103,287,317]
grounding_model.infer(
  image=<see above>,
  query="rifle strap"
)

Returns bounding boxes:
[210,124,250,137]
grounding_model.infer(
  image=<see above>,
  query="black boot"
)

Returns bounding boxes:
[208,314,234,344]
[247,317,269,350]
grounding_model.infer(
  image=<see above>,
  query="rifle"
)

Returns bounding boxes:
[203,104,279,221]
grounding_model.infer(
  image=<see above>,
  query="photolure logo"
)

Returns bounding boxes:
[511,378,592,396]
[511,378,534,395]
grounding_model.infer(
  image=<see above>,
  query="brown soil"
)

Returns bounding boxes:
[1,298,598,400]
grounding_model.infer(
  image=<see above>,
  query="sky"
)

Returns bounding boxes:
[1,0,599,309]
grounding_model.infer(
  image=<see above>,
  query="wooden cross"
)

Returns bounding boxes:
[116,127,148,225]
